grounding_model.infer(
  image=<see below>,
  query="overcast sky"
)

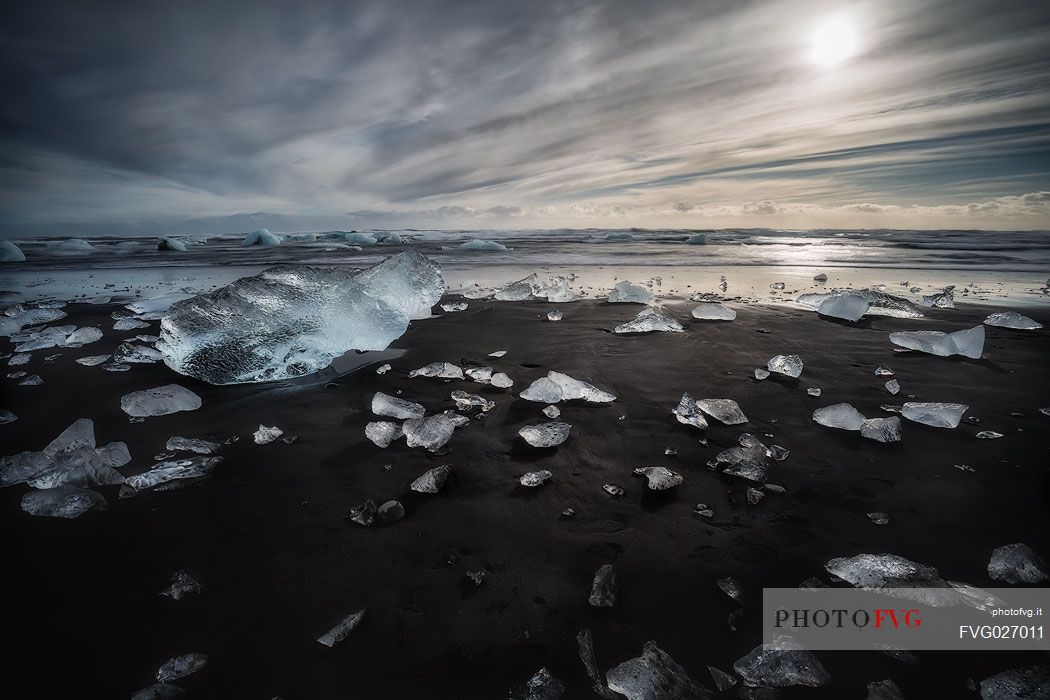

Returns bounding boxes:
[2,0,1049,235]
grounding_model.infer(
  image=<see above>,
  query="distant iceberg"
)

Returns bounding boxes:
[0,240,26,262]
[459,239,507,251]
[242,228,281,246]
[604,232,635,242]
[159,251,443,384]
[685,234,707,244]
[344,231,378,245]
[156,236,187,252]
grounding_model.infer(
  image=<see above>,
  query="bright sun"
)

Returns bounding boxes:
[810,15,857,67]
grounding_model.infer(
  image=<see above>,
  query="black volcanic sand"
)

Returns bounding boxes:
[2,298,1049,699]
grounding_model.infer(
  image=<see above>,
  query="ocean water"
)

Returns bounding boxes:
[2,229,1048,307]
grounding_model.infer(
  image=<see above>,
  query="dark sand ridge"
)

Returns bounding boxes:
[2,298,1048,698]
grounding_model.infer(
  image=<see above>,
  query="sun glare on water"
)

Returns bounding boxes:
[810,15,857,67]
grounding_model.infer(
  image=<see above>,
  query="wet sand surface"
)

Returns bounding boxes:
[2,298,1049,698]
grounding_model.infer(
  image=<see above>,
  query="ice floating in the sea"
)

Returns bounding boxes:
[767,354,803,378]
[459,239,507,251]
[861,417,902,443]
[889,325,984,359]
[921,285,955,309]
[409,361,463,379]
[825,553,944,589]
[440,302,467,312]
[21,486,107,518]
[519,422,571,447]
[410,464,451,494]
[734,637,830,688]
[885,379,900,395]
[159,252,443,384]
[633,466,683,490]
[816,293,871,321]
[875,364,894,376]
[508,668,565,700]
[614,308,683,334]
[242,228,280,246]
[984,311,1043,330]
[901,401,968,428]
[0,240,26,262]
[403,412,468,451]
[696,398,748,425]
[797,288,924,319]
[813,403,866,430]
[976,430,1003,439]
[157,236,187,252]
[365,421,403,448]
[495,273,580,303]
[161,570,202,600]
[690,302,736,320]
[807,387,822,397]
[520,470,552,487]
[253,425,283,444]
[131,683,185,699]
[607,280,654,304]
[317,609,365,647]
[124,457,222,491]
[114,317,151,331]
[686,234,707,244]
[156,653,208,682]
[979,665,1050,700]
[121,385,202,418]
[547,309,563,321]
[542,405,560,419]
[520,371,616,403]
[76,354,110,366]
[672,393,708,429]
[606,640,710,699]
[754,368,770,380]
[372,391,425,419]
[987,543,1048,584]
[588,564,617,607]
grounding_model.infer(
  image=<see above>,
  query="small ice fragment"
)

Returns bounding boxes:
[43,418,96,456]
[754,368,770,380]
[708,666,738,692]
[451,390,495,413]
[866,679,904,700]
[672,392,708,429]
[372,391,425,419]
[365,421,403,448]
[520,470,552,487]
[410,464,451,494]
[746,487,764,504]
[518,422,571,447]
[979,665,1050,700]
[547,309,563,321]
[8,352,31,366]
[983,311,1043,330]
[607,280,654,304]
[889,325,984,359]
[155,653,208,682]
[690,302,735,321]
[768,445,789,461]
[242,228,280,246]
[955,463,975,472]
[771,282,785,290]
[633,466,683,490]
[18,374,42,385]
[348,500,376,526]
[875,364,894,376]
[694,504,714,517]
[733,637,830,688]
[520,371,616,404]
[124,457,221,491]
[588,564,617,607]
[459,238,506,251]
[131,683,185,699]
[825,553,944,588]
[489,350,507,357]
[921,285,955,309]
[813,403,866,430]
[976,430,1003,439]
[490,372,513,388]
[664,446,677,456]
[614,307,683,333]
[767,354,803,378]
[114,342,164,364]
[21,486,106,518]
[403,412,467,451]
[409,361,463,379]
[577,630,620,699]
[606,640,710,699]
[717,577,744,603]
[508,668,565,700]
[816,293,871,321]
[807,387,821,397]
[901,402,968,428]
[542,405,560,419]
[377,500,404,524]
[696,398,748,425]
[375,363,391,375]
[440,302,467,312]
[161,570,202,600]
[988,543,1049,584]
[466,570,486,586]
[465,366,493,383]
[813,273,828,282]
[317,610,366,647]
[165,436,220,454]
[113,317,150,331]
[253,425,283,444]
[885,379,900,395]
[861,417,902,443]
[64,327,103,346]
[120,385,202,417]
[868,512,890,525]
[603,484,624,496]
[495,273,580,302]
[76,354,110,366]
[0,409,16,424]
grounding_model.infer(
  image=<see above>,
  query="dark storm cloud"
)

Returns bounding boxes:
[1,0,1049,233]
